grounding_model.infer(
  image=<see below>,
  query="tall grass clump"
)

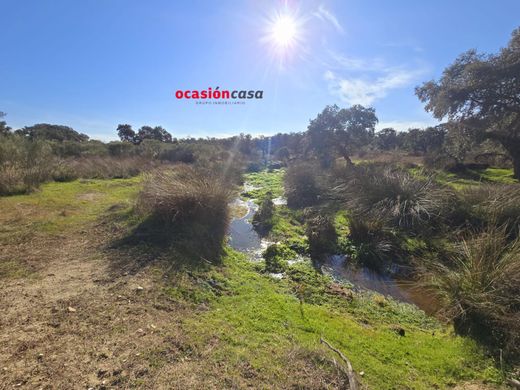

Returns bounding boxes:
[285,162,323,208]
[420,227,520,360]
[335,165,454,232]
[0,135,55,195]
[347,216,397,271]
[458,184,520,237]
[52,156,147,181]
[306,215,337,259]
[252,191,275,235]
[137,165,234,263]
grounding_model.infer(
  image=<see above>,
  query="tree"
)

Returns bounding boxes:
[0,111,12,136]
[375,128,399,150]
[402,126,446,154]
[416,27,520,179]
[16,123,89,142]
[136,126,172,143]
[442,123,476,167]
[117,124,137,143]
[306,104,377,167]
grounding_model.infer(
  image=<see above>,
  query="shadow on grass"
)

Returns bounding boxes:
[105,211,227,276]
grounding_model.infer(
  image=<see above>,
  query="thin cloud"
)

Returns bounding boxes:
[376,120,439,132]
[313,5,344,34]
[324,67,427,106]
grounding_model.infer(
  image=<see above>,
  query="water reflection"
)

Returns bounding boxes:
[228,198,271,259]
[322,254,439,314]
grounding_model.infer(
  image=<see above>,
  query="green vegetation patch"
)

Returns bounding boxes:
[182,249,501,389]
[242,169,285,202]
[0,177,140,236]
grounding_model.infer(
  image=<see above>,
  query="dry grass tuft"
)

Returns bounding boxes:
[137,165,235,263]
[420,226,520,359]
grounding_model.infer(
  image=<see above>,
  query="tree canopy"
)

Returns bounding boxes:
[306,104,377,166]
[116,124,173,144]
[15,123,89,142]
[0,112,11,136]
[416,27,520,178]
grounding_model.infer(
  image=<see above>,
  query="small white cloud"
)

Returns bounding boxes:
[376,120,439,132]
[324,67,426,106]
[314,5,344,34]
[327,50,386,71]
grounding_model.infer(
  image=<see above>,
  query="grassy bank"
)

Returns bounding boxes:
[0,171,506,388]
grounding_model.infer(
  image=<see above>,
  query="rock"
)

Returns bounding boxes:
[359,371,365,377]
[135,286,144,292]
[67,306,77,313]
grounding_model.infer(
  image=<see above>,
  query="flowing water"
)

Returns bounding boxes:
[228,198,271,259]
[228,188,437,314]
[321,255,438,314]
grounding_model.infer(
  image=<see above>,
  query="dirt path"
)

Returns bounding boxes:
[0,227,200,389]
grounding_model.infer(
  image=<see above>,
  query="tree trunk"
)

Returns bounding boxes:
[513,154,520,180]
[503,141,520,180]
[491,134,520,180]
[337,145,354,166]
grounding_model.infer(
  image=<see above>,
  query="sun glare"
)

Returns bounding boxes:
[271,15,297,48]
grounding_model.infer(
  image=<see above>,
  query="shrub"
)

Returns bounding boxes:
[263,244,296,273]
[335,165,454,232]
[285,162,323,208]
[63,156,145,179]
[246,161,263,173]
[458,184,520,237]
[252,192,275,235]
[347,216,397,271]
[0,135,55,195]
[420,227,520,359]
[137,165,234,263]
[306,216,337,258]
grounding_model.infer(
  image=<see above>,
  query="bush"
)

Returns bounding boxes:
[335,164,454,232]
[137,165,234,263]
[347,216,397,271]
[420,227,520,359]
[285,162,323,208]
[0,135,55,195]
[263,244,296,273]
[306,216,337,258]
[252,192,275,235]
[458,184,520,237]
[61,156,145,179]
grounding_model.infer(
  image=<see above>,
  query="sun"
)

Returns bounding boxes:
[262,9,303,56]
[270,14,298,49]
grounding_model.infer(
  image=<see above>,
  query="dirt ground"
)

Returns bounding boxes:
[1,224,192,389]
[0,212,348,389]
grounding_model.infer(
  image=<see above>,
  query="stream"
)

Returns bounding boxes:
[228,192,437,314]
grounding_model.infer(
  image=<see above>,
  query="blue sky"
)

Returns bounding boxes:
[1,0,519,141]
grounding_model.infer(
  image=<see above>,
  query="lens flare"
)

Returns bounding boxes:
[270,14,298,49]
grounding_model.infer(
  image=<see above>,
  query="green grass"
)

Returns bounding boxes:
[242,168,285,202]
[0,170,506,387]
[180,250,502,389]
[0,177,141,236]
[479,167,516,183]
[410,167,516,190]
